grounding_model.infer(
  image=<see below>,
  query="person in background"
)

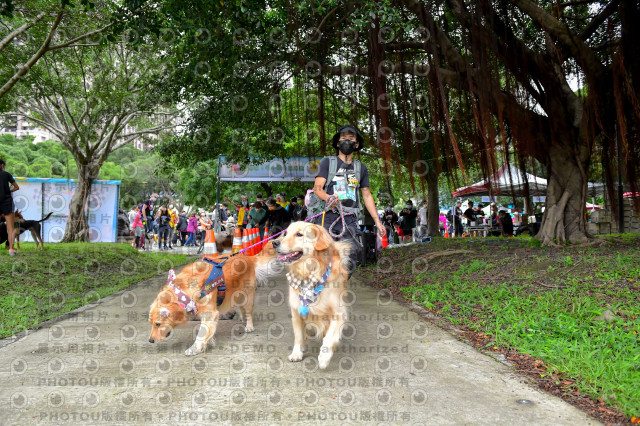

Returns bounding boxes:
[381,206,398,240]
[451,200,463,237]
[211,203,228,225]
[499,210,514,237]
[131,206,145,250]
[265,198,291,235]
[198,211,211,245]
[286,197,298,218]
[176,210,188,246]
[256,193,264,204]
[128,206,137,237]
[276,193,289,209]
[296,194,307,221]
[141,193,158,233]
[168,204,178,249]
[156,206,171,250]
[185,212,199,246]
[418,200,428,236]
[248,201,267,238]
[463,200,477,236]
[225,195,250,229]
[438,211,448,236]
[399,200,417,242]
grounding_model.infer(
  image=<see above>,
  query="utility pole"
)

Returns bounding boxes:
[215,155,222,232]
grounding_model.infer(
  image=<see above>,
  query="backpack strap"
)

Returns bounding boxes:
[353,159,361,208]
[323,156,338,192]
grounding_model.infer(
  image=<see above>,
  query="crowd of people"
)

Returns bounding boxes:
[127,192,524,251]
[127,192,310,250]
[438,201,516,238]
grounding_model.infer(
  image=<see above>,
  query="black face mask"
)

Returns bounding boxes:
[338,139,356,155]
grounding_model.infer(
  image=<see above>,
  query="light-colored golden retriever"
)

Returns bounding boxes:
[148,242,277,356]
[273,222,351,369]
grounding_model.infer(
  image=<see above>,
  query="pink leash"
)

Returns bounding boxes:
[236,210,327,255]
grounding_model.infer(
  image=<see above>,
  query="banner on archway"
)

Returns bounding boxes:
[219,156,323,182]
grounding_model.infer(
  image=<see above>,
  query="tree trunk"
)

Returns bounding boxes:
[260,182,273,198]
[537,141,590,245]
[426,166,441,237]
[62,162,100,242]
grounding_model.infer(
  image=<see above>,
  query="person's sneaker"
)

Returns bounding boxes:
[9,249,16,256]
[168,246,173,250]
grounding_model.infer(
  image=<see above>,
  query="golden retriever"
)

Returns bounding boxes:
[272,221,351,369]
[148,242,277,356]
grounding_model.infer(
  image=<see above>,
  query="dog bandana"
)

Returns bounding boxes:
[167,269,198,314]
[287,263,332,316]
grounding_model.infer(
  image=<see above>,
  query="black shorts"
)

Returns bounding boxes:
[0,199,14,215]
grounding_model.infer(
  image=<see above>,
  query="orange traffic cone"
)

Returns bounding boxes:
[241,228,250,254]
[204,229,217,255]
[262,226,269,248]
[232,228,242,254]
[255,228,262,254]
[444,230,449,238]
[251,228,259,255]
[247,228,255,256]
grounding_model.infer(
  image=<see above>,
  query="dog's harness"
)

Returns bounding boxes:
[167,258,227,315]
[287,263,332,316]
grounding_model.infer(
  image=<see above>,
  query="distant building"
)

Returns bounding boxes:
[1,114,58,143]
[1,114,163,151]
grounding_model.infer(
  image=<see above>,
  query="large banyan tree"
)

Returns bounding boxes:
[395,0,640,244]
[299,0,640,244]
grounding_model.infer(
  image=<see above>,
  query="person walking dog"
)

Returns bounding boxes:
[0,159,19,256]
[312,124,386,277]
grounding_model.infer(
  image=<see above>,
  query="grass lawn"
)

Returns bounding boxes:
[0,242,188,339]
[360,234,640,422]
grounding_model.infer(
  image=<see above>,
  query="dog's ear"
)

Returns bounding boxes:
[159,288,177,305]
[312,225,333,251]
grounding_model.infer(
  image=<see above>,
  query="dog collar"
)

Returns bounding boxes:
[288,263,331,316]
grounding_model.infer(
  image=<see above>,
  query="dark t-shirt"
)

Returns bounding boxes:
[316,157,370,208]
[463,208,476,222]
[267,205,291,229]
[501,214,514,234]
[0,170,16,203]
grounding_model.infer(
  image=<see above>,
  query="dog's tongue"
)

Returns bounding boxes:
[278,252,300,262]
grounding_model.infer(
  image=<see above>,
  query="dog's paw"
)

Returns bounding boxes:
[245,324,255,333]
[185,344,205,356]
[318,347,333,370]
[288,349,303,362]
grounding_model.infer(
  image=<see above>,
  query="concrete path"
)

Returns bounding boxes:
[0,265,599,425]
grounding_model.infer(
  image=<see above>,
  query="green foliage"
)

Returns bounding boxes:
[0,242,187,338]
[392,237,640,418]
[29,157,52,178]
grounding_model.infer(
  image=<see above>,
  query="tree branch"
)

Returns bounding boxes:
[579,0,619,41]
[508,0,604,79]
[46,23,112,51]
[0,11,63,99]
[0,12,46,54]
